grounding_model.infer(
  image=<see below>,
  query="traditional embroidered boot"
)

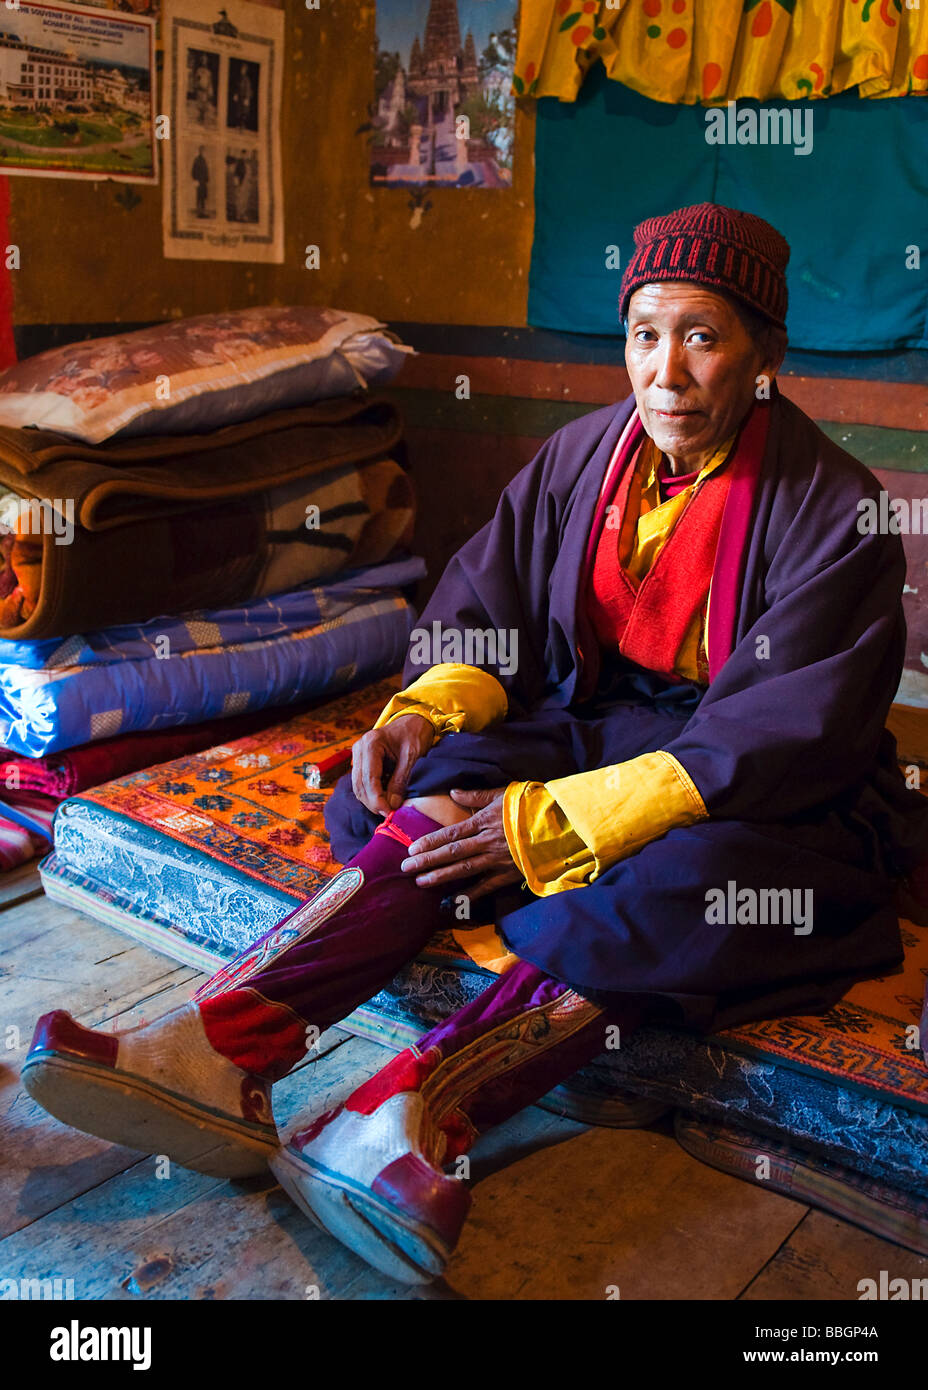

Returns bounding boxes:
[271,961,624,1285]
[22,807,450,1179]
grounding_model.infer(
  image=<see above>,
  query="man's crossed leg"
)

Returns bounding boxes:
[22,798,621,1283]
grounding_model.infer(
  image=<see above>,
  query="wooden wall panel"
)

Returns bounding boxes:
[6,1,535,330]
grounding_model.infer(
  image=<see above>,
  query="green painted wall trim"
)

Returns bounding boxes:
[816,423,928,474]
[382,388,592,438]
[386,387,928,473]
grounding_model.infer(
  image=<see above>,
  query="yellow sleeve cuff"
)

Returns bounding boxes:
[503,778,591,895]
[374,663,508,740]
[503,751,708,897]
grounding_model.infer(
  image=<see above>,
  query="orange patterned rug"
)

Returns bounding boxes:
[717,910,928,1110]
[79,678,401,903]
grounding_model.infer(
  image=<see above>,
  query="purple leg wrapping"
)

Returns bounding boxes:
[196,805,451,1076]
[345,961,644,1155]
[196,802,641,1122]
[412,960,639,1139]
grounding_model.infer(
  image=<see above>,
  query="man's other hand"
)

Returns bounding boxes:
[351,712,435,817]
[400,787,521,901]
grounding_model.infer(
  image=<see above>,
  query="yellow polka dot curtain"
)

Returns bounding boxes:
[513,0,928,103]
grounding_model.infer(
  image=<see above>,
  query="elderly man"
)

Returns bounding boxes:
[24,204,928,1286]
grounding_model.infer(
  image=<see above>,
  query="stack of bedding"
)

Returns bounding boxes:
[0,305,418,867]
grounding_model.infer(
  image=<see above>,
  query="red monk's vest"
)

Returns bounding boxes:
[586,444,734,685]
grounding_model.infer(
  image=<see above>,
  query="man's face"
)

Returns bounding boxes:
[625,282,779,469]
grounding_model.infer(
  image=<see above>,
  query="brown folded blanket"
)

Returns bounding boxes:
[0,394,414,640]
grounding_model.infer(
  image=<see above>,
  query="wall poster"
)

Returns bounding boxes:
[162,0,283,262]
[372,0,516,189]
[0,0,155,182]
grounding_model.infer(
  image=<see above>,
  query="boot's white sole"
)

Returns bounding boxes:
[22,1051,276,1179]
[271,1146,449,1286]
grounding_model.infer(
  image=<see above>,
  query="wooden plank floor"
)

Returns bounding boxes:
[2,869,927,1301]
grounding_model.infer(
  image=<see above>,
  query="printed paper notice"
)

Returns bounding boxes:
[162,0,283,262]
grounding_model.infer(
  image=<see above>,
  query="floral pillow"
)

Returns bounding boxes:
[0,306,413,444]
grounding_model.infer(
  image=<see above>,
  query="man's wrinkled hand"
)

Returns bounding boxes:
[351,713,435,818]
[400,786,521,901]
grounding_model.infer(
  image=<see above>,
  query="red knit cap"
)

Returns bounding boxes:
[619,202,790,330]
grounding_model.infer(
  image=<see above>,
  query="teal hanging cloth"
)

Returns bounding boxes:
[529,63,928,352]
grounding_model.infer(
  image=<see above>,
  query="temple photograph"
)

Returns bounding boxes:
[371,0,515,187]
[0,0,927,1350]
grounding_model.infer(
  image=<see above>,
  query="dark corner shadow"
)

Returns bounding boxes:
[464,1114,589,1185]
[466,1104,676,1185]
[16,1147,143,1218]
[228,1169,278,1195]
